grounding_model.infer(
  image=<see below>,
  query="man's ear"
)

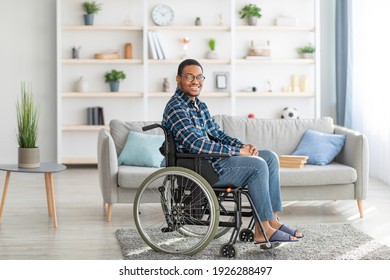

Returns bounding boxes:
[176,75,182,88]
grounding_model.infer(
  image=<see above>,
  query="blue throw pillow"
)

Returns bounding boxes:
[118,131,164,168]
[292,129,346,165]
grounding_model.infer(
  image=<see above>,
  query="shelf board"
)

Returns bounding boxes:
[148,25,230,31]
[236,58,315,64]
[149,92,230,98]
[62,92,143,98]
[62,157,97,164]
[62,25,143,31]
[236,25,315,31]
[236,91,315,97]
[62,59,142,64]
[148,58,230,64]
[62,125,109,131]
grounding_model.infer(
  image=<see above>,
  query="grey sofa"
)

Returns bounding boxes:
[97,115,369,222]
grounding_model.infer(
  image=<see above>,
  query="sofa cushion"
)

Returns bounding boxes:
[118,131,164,168]
[110,119,163,156]
[213,115,334,155]
[118,166,161,189]
[292,129,346,165]
[280,162,357,186]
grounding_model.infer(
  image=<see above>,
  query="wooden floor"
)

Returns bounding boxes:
[0,166,389,260]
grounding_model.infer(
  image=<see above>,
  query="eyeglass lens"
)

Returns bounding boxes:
[182,74,205,82]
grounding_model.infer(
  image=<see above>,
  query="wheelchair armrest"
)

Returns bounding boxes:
[176,153,231,159]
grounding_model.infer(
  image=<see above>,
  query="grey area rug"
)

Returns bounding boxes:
[115,224,390,260]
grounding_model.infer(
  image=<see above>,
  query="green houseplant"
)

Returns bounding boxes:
[104,69,126,92]
[297,43,316,58]
[206,38,218,59]
[16,82,40,168]
[239,4,262,26]
[82,1,102,25]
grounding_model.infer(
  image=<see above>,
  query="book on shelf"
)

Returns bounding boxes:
[152,31,165,59]
[87,107,105,125]
[147,31,158,59]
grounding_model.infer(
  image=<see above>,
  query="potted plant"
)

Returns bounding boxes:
[82,1,102,25]
[104,69,126,92]
[206,38,218,59]
[297,43,316,59]
[16,82,40,168]
[239,4,262,26]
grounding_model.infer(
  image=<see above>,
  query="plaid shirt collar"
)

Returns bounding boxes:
[174,88,201,110]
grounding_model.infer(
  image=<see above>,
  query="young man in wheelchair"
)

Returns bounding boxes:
[161,59,304,245]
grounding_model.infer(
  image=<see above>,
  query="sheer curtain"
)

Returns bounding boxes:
[346,1,390,183]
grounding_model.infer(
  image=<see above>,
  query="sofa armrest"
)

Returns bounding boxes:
[334,125,369,199]
[97,128,119,203]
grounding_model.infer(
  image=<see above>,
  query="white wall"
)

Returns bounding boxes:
[0,0,57,164]
[0,0,336,164]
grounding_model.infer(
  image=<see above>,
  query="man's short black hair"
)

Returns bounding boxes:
[177,59,203,75]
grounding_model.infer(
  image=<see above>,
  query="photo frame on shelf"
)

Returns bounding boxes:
[214,72,229,91]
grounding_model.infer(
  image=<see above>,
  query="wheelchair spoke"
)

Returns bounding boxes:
[133,167,219,255]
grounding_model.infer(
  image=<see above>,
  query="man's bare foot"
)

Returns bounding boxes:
[270,221,304,238]
[253,227,297,243]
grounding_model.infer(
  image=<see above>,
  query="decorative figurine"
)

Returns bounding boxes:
[72,46,81,59]
[162,77,170,92]
[179,37,191,59]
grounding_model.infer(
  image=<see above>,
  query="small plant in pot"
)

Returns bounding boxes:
[206,38,218,59]
[297,43,316,59]
[82,1,102,25]
[16,82,40,168]
[239,4,262,26]
[104,69,126,92]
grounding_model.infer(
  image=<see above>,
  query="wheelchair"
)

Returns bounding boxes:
[133,124,277,258]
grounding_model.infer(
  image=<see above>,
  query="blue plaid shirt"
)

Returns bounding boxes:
[162,88,244,175]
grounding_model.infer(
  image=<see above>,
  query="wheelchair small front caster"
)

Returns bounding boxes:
[239,228,254,242]
[219,243,237,258]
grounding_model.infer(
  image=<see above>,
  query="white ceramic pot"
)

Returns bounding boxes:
[75,76,89,92]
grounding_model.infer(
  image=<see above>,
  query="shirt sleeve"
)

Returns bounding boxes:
[165,104,241,156]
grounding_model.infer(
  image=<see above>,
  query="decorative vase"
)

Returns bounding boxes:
[206,50,218,59]
[109,81,120,92]
[83,14,94,25]
[248,16,258,26]
[75,76,88,92]
[18,147,40,168]
[124,43,133,59]
[162,78,170,92]
[303,53,314,59]
[195,17,202,26]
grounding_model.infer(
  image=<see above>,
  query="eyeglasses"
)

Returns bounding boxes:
[179,73,206,82]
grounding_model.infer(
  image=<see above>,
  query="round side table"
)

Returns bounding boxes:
[0,163,66,228]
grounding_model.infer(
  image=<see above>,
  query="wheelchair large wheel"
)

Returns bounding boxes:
[133,167,220,256]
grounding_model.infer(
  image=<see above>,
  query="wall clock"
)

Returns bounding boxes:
[151,4,174,26]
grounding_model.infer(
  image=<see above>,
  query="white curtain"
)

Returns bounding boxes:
[346,1,390,183]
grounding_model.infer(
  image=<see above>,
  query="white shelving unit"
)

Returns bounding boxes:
[57,0,320,164]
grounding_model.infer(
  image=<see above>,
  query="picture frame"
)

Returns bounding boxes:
[215,72,229,90]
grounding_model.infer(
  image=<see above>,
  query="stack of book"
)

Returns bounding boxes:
[147,31,165,60]
[279,155,308,168]
[87,107,104,125]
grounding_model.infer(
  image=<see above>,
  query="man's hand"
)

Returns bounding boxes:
[240,144,259,156]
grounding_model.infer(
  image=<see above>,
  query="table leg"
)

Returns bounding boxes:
[44,173,52,217]
[46,172,58,228]
[0,171,11,223]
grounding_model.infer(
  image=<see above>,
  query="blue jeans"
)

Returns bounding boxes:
[213,150,282,221]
